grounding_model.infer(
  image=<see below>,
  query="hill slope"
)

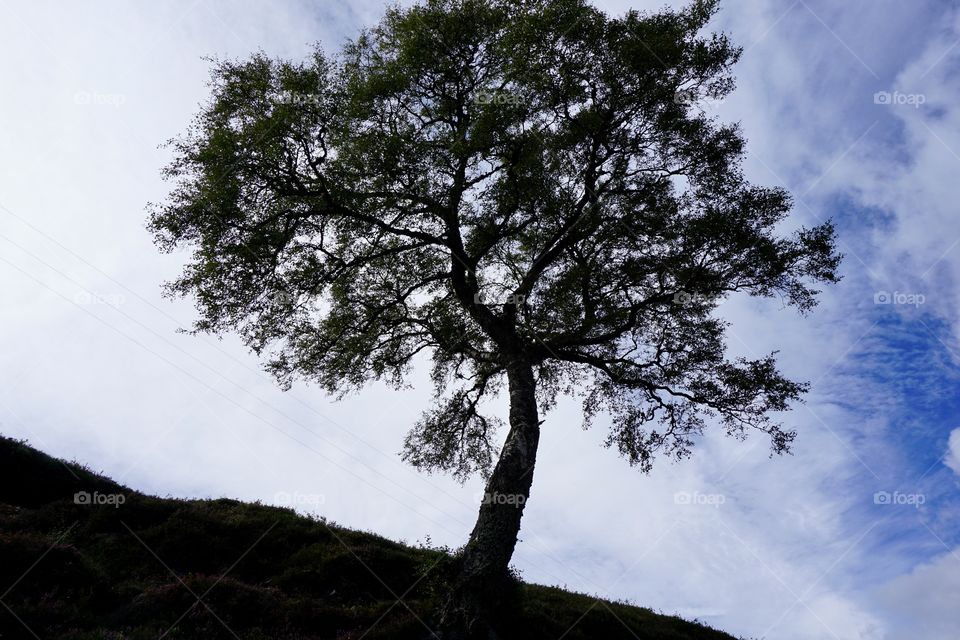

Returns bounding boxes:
[0,436,738,640]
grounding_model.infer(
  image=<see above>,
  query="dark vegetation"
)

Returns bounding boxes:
[0,435,737,639]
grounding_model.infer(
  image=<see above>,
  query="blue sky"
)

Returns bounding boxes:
[1,1,959,638]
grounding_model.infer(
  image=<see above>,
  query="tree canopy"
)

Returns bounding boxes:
[149,0,840,483]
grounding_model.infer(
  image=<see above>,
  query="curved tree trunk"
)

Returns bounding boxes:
[440,359,541,639]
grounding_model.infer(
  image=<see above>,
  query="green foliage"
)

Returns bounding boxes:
[148,0,840,479]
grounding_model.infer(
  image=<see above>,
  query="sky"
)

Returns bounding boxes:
[1,1,958,638]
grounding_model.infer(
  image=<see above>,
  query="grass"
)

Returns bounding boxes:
[0,435,737,639]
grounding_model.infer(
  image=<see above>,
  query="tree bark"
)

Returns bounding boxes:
[440,358,541,639]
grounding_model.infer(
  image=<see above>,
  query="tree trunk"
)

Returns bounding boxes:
[440,359,541,639]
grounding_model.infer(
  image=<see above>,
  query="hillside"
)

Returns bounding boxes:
[0,436,738,640]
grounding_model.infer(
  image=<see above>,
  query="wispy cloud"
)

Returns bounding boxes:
[0,0,958,638]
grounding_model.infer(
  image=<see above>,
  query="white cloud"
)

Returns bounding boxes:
[875,549,960,640]
[946,429,960,476]
[0,1,958,639]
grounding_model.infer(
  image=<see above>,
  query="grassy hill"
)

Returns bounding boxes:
[0,435,738,640]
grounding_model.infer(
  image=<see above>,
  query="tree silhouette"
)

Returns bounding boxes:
[149,0,840,636]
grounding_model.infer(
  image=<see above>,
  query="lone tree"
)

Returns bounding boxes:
[149,0,840,636]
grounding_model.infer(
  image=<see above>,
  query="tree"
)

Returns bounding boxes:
[148,0,840,636]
